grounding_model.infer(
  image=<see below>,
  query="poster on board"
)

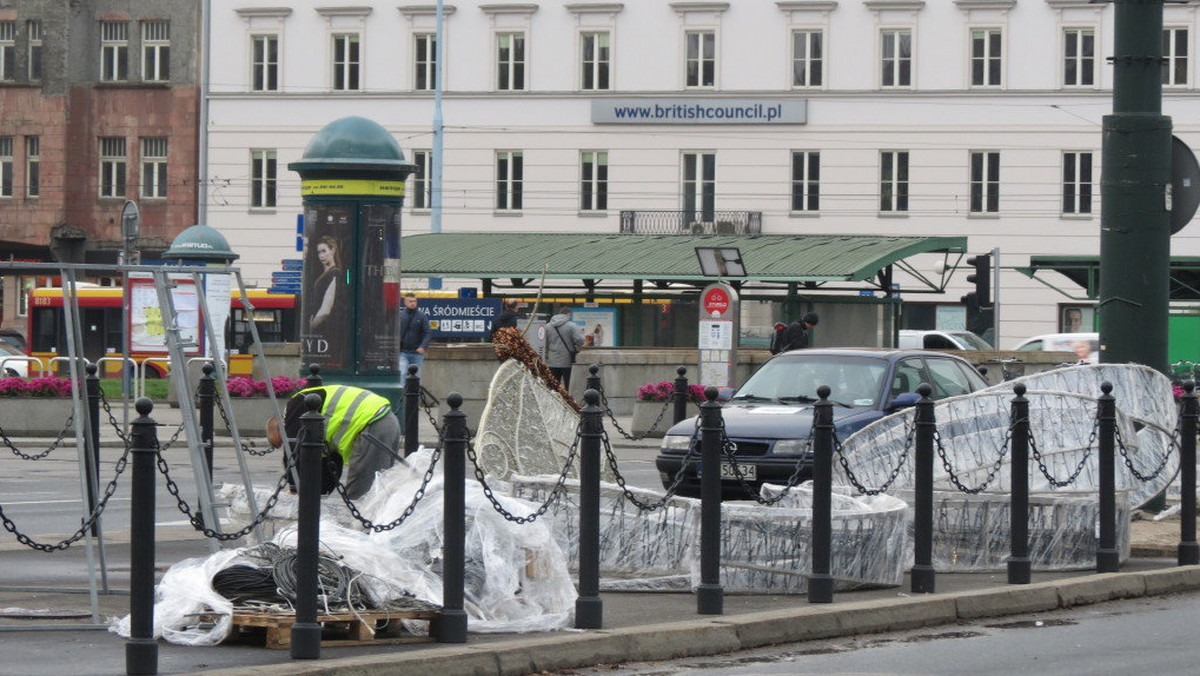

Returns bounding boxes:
[301,205,353,371]
[571,308,618,347]
[128,276,201,354]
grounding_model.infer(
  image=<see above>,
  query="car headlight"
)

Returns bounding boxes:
[772,439,812,456]
[660,435,693,452]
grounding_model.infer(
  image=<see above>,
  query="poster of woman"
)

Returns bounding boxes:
[301,206,353,370]
[572,308,618,347]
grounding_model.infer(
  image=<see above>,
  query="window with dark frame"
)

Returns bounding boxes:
[252,34,279,91]
[791,150,820,212]
[101,21,128,82]
[580,151,608,212]
[1062,151,1093,215]
[970,150,1000,213]
[251,149,277,208]
[496,150,523,211]
[880,150,909,212]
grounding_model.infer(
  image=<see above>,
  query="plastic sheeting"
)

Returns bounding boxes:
[837,367,1177,509]
[512,476,908,593]
[117,450,577,645]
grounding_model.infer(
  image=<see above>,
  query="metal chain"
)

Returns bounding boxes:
[336,434,444,532]
[0,411,75,460]
[1114,424,1172,482]
[601,420,698,511]
[835,419,915,496]
[156,442,291,541]
[0,444,131,552]
[934,426,1011,494]
[596,382,674,441]
[98,390,131,444]
[715,419,812,505]
[1029,417,1094,488]
[466,423,581,524]
[419,387,443,437]
[214,393,275,456]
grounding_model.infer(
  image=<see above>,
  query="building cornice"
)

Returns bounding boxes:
[398,4,458,17]
[234,7,294,19]
[479,3,540,14]
[668,2,731,15]
[775,1,838,12]
[564,3,626,14]
[953,0,1016,10]
[315,6,374,17]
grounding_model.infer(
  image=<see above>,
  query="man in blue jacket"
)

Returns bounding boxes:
[399,293,432,377]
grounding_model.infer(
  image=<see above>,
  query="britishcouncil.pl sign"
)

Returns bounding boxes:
[592,98,806,125]
[423,298,502,339]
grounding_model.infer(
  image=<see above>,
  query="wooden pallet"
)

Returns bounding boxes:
[204,606,440,649]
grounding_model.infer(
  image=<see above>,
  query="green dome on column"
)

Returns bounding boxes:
[289,116,416,176]
[162,224,239,263]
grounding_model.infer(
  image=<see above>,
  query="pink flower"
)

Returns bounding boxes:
[227,376,308,398]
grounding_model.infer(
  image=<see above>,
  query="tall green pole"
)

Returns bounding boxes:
[1099,0,1171,373]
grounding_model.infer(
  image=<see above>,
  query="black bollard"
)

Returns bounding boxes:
[673,366,689,424]
[586,364,601,394]
[911,383,936,593]
[1008,383,1032,584]
[438,393,469,643]
[808,385,835,604]
[304,363,322,389]
[198,363,215,483]
[404,365,420,458]
[576,389,604,629]
[1097,381,1119,573]
[696,385,724,615]
[1180,382,1199,566]
[85,364,102,537]
[126,398,158,675]
[290,393,325,660]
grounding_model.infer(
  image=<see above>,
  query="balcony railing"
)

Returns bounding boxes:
[619,210,763,236]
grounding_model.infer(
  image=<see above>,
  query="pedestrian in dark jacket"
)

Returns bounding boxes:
[771,312,819,354]
[399,293,432,377]
[490,299,520,340]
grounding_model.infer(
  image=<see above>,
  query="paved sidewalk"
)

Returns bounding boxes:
[2,409,1198,675]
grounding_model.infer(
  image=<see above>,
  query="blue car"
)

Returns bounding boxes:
[654,348,990,498]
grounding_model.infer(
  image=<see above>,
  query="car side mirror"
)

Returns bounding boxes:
[716,387,735,402]
[888,392,920,410]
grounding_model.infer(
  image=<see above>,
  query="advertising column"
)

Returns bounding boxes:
[289,117,416,410]
[698,282,739,388]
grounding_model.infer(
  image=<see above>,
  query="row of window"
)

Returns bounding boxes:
[243,24,1190,93]
[0,137,167,199]
[0,19,168,83]
[398,150,1095,217]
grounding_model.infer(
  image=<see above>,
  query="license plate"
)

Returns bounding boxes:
[720,462,755,481]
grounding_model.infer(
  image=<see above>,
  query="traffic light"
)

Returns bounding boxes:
[966,253,992,308]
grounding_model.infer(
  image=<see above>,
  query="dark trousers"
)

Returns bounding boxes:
[551,366,572,388]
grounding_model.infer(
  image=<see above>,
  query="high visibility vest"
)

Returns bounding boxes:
[299,386,391,463]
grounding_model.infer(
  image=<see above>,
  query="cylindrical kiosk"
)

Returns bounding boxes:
[289,117,417,410]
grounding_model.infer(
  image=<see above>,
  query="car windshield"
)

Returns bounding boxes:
[949,331,992,350]
[733,354,888,407]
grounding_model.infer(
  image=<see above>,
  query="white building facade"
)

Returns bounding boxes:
[205,0,1200,348]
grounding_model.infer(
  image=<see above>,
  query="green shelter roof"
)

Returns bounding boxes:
[400,233,966,284]
[1023,255,1200,301]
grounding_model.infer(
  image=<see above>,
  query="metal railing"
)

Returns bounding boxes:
[618,210,763,235]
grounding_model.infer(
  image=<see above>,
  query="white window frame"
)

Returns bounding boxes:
[99,137,127,198]
[1062,151,1093,216]
[496,150,523,212]
[101,21,129,82]
[970,150,1000,214]
[27,20,41,81]
[1063,27,1096,88]
[880,150,909,214]
[791,29,823,89]
[970,27,1002,88]
[681,151,716,223]
[414,33,437,92]
[791,150,820,213]
[0,136,12,198]
[140,137,168,199]
[141,20,170,82]
[250,149,277,209]
[880,28,912,89]
[411,149,432,210]
[332,32,361,91]
[580,151,608,212]
[580,31,611,91]
[251,34,279,92]
[0,22,14,82]
[25,136,39,198]
[684,30,716,89]
[496,32,526,91]
[1163,26,1189,88]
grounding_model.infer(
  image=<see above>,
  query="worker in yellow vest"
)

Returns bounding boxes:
[266,385,402,499]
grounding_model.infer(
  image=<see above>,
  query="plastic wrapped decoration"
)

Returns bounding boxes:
[511,476,907,593]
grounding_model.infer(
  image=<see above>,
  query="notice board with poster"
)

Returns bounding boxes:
[128,274,201,354]
[357,204,403,372]
[697,282,739,387]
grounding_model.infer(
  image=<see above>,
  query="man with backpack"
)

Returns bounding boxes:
[770,311,819,354]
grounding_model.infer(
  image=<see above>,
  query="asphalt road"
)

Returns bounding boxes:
[566,591,1200,676]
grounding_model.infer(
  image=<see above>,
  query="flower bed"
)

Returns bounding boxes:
[225,376,307,398]
[0,376,73,397]
[636,381,705,403]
